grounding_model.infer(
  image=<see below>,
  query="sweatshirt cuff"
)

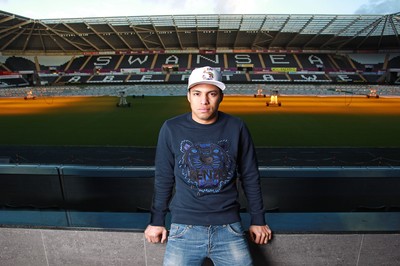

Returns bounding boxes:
[250,213,266,226]
[150,213,166,227]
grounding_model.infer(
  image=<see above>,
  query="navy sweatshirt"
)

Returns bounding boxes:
[150,111,266,227]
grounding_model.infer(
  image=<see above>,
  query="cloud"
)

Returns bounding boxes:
[214,0,257,14]
[354,0,400,14]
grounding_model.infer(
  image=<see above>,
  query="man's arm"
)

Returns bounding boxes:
[238,123,266,225]
[238,122,273,244]
[146,122,175,242]
[149,122,175,226]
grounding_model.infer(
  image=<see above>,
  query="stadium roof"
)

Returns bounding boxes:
[1,10,399,54]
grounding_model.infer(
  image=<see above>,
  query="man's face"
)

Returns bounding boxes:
[187,83,223,124]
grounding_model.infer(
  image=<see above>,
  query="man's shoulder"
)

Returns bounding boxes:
[164,113,190,125]
[219,112,243,124]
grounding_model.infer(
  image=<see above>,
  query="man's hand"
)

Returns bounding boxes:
[249,225,272,244]
[144,225,168,244]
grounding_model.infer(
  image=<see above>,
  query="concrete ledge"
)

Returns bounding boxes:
[1,211,399,233]
[0,227,399,266]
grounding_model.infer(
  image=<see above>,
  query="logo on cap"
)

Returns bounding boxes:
[202,68,215,81]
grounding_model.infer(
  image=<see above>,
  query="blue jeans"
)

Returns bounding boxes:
[163,222,253,266]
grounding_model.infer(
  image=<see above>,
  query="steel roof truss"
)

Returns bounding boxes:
[286,16,314,48]
[0,27,25,50]
[338,17,383,50]
[321,16,360,49]
[85,22,116,50]
[40,22,86,52]
[303,17,337,49]
[0,20,32,35]
[108,23,133,50]
[151,24,166,50]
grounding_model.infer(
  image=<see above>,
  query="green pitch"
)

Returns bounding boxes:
[1,96,400,147]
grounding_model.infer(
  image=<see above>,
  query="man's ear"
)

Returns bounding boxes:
[220,92,224,103]
[187,91,191,102]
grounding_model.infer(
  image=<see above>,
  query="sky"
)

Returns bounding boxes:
[1,0,399,19]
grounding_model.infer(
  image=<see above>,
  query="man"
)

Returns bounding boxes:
[145,66,272,266]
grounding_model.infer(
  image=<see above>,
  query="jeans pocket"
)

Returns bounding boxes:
[226,222,245,236]
[168,223,189,239]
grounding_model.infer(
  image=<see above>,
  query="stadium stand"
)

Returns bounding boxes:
[289,73,331,83]
[348,53,385,72]
[388,54,400,68]
[66,55,91,72]
[226,53,264,70]
[0,74,29,88]
[224,71,249,82]
[127,73,166,83]
[190,53,225,69]
[329,54,356,71]
[37,73,60,85]
[2,83,400,98]
[155,53,190,71]
[56,73,91,84]
[250,73,290,83]
[262,53,298,70]
[296,53,336,71]
[83,55,121,72]
[88,73,127,83]
[118,54,155,69]
[328,73,365,83]
[2,52,399,88]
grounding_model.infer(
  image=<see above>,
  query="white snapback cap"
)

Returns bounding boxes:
[187,66,226,91]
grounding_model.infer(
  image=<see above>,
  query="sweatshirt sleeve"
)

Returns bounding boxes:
[237,122,266,226]
[149,122,175,226]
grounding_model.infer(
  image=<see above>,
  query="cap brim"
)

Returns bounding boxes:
[188,80,226,91]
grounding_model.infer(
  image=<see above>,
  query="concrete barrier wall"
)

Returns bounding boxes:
[0,227,399,266]
[1,165,400,213]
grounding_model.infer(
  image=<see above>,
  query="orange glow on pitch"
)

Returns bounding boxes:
[220,96,400,115]
[1,95,400,116]
[0,97,102,115]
